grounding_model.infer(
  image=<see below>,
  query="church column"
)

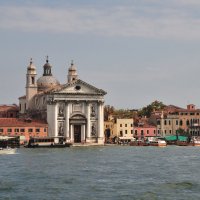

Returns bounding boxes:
[81,125,86,143]
[71,124,74,142]
[98,101,104,144]
[86,102,91,143]
[65,102,70,142]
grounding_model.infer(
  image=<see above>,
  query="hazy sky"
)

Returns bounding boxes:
[1,0,200,109]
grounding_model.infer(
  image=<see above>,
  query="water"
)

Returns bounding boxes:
[0,146,200,200]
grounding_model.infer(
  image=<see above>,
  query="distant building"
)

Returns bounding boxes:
[133,117,158,140]
[19,58,106,145]
[150,104,200,137]
[104,117,133,143]
[0,104,19,118]
[0,118,48,144]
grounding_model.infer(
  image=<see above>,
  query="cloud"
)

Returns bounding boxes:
[0,2,200,40]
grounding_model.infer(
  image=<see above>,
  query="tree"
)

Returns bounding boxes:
[138,100,166,117]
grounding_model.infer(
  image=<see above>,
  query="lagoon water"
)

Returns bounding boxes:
[1,146,200,200]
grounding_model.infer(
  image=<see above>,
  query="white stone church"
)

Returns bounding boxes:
[19,57,106,145]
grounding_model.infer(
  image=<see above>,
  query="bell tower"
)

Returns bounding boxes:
[26,58,37,108]
[68,60,78,83]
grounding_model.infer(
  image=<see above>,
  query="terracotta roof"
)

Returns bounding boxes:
[0,105,19,112]
[0,118,48,127]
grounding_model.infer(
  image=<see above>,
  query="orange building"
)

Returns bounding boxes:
[0,118,48,144]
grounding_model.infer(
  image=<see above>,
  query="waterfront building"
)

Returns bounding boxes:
[0,104,19,118]
[0,118,47,144]
[104,117,133,143]
[149,104,200,137]
[19,58,106,145]
[133,117,158,140]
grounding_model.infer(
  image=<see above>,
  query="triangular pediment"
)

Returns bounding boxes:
[49,79,106,95]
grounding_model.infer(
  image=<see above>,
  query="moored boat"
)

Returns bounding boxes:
[189,137,200,146]
[25,136,72,148]
[149,140,167,147]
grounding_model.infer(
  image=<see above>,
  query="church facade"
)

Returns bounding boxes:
[19,58,106,145]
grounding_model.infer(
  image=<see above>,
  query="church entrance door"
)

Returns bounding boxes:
[74,125,81,143]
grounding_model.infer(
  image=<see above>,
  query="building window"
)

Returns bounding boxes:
[131,130,133,134]
[120,131,123,137]
[20,129,25,132]
[186,120,190,126]
[165,130,167,134]
[125,124,127,127]
[170,130,172,134]
[28,129,33,132]
[36,129,40,132]
[169,120,171,125]
[164,120,167,125]
[131,124,133,127]
[15,128,19,132]
[20,104,21,111]
[147,130,149,134]
[125,130,127,134]
[158,130,160,134]
[120,124,122,127]
[31,77,35,84]
[141,130,144,135]
[135,130,137,134]
[157,120,160,125]
[176,120,179,125]
[154,130,156,134]
[180,120,183,126]
[7,128,12,132]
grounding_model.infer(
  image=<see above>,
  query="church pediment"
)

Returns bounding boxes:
[50,79,106,96]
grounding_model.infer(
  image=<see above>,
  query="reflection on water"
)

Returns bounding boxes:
[0,146,200,200]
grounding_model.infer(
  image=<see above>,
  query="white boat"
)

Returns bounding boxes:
[191,137,200,146]
[149,139,167,147]
[0,147,16,154]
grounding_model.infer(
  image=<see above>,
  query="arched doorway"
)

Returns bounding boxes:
[70,114,86,143]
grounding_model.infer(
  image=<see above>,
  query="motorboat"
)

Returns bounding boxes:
[0,147,16,154]
[149,139,167,147]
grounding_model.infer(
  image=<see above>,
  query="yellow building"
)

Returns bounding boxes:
[104,118,133,143]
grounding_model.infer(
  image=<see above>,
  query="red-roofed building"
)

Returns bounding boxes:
[0,104,19,118]
[0,118,48,144]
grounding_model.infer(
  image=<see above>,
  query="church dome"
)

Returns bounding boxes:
[37,57,60,91]
[37,76,60,91]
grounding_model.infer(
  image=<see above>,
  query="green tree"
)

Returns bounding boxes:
[138,100,166,117]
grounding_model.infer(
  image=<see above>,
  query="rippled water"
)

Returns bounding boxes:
[0,146,200,200]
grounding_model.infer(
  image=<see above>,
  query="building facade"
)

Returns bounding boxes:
[0,118,48,143]
[104,118,134,143]
[19,58,106,145]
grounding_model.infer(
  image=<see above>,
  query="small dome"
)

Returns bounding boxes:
[37,76,60,91]
[27,58,36,70]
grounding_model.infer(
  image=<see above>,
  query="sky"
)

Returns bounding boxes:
[1,0,200,109]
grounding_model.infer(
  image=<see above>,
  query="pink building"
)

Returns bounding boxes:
[134,124,158,140]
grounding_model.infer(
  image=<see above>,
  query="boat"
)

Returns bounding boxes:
[191,137,200,146]
[0,147,16,154]
[149,139,167,147]
[25,136,72,148]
